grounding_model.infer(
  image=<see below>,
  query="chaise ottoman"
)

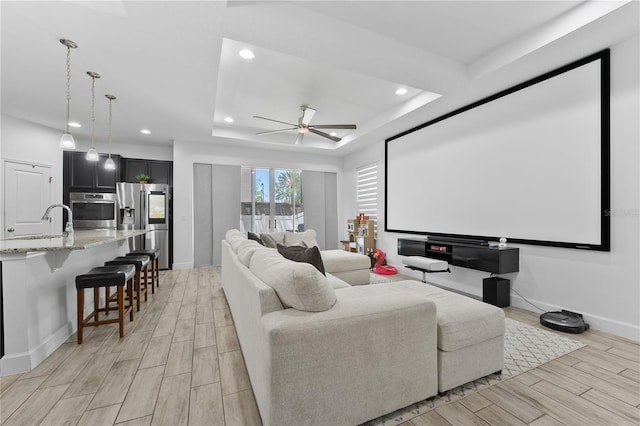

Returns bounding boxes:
[388,280,505,392]
[320,250,371,286]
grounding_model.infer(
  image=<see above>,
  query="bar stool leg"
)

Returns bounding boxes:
[93,287,100,321]
[77,288,84,344]
[155,258,160,287]
[149,261,155,293]
[118,286,125,337]
[127,277,134,321]
[148,264,154,295]
[143,266,149,300]
[134,272,141,312]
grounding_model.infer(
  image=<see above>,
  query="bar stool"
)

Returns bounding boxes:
[105,255,150,311]
[127,248,160,289]
[75,265,135,344]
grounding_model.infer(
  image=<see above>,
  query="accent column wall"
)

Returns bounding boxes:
[302,170,339,250]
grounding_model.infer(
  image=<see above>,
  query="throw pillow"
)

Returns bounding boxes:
[249,248,336,312]
[277,244,326,276]
[284,229,318,248]
[260,233,279,248]
[247,232,264,245]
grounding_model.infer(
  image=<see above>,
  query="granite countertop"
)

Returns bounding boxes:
[0,229,148,253]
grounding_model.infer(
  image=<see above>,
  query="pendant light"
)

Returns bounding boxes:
[59,39,78,149]
[104,94,116,170]
[86,71,100,161]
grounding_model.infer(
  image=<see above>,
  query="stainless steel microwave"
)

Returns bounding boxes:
[69,192,117,229]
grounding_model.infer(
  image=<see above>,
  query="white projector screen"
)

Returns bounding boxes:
[386,50,610,251]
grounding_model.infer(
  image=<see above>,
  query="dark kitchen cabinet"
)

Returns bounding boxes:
[149,161,172,185]
[122,158,172,185]
[122,159,148,182]
[64,151,120,193]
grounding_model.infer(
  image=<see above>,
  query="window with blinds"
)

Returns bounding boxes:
[356,163,378,225]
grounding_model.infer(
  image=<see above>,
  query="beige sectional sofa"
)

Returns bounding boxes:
[221,229,505,425]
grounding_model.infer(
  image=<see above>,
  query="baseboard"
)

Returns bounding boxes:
[172,261,194,270]
[509,294,639,342]
[0,321,73,376]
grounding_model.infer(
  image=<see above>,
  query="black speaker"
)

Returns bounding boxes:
[483,277,510,307]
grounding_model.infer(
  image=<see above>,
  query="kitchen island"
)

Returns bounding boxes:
[0,229,148,375]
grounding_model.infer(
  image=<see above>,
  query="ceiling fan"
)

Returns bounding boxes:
[253,105,356,144]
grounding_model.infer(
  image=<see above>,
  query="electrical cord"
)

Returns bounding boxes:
[510,287,546,313]
[489,273,546,313]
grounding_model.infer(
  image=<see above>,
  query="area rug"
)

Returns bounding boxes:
[363,274,586,425]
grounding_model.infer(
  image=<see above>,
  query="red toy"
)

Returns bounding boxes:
[372,249,398,275]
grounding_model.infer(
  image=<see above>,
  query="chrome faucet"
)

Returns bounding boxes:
[41,204,74,235]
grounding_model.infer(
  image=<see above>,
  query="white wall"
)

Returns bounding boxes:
[343,35,640,340]
[1,115,65,233]
[172,140,343,269]
[0,114,173,234]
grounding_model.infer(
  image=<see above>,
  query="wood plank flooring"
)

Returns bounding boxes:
[1,267,638,425]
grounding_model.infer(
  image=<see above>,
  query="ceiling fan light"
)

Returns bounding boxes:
[298,127,309,133]
[104,156,116,170]
[60,133,76,149]
[86,147,99,161]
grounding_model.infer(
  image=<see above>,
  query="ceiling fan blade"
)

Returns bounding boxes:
[310,124,357,130]
[256,127,298,136]
[309,128,341,142]
[294,133,304,145]
[300,106,316,126]
[253,115,297,127]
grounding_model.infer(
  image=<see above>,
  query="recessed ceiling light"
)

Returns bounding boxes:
[395,87,408,95]
[238,49,255,60]
[224,116,234,123]
[330,132,338,137]
[140,129,151,134]
[68,122,81,128]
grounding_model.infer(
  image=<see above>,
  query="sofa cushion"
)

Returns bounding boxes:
[277,244,326,276]
[249,248,336,312]
[260,232,285,248]
[326,273,351,290]
[237,241,266,267]
[321,250,371,273]
[391,280,505,351]
[226,229,246,241]
[229,236,251,252]
[284,229,318,248]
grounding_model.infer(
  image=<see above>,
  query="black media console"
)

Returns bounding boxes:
[397,237,519,307]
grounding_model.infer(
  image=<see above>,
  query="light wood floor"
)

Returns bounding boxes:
[1,267,638,425]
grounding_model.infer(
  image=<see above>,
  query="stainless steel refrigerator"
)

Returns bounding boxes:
[116,182,172,269]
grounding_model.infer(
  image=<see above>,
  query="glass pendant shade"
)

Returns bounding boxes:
[86,147,99,161]
[60,132,76,149]
[104,156,116,170]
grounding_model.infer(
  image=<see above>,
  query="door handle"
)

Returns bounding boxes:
[7,228,15,232]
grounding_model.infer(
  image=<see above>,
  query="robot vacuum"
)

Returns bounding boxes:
[540,310,589,334]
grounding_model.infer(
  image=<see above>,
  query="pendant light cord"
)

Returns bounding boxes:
[65,46,71,133]
[90,75,96,146]
[108,96,112,158]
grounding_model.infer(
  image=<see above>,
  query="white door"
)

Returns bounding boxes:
[4,161,52,238]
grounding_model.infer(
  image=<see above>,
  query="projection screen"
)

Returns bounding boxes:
[385,50,610,251]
